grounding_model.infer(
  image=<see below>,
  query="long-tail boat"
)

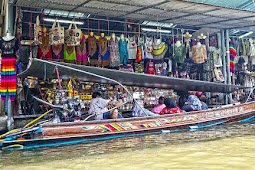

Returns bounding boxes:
[0,59,253,150]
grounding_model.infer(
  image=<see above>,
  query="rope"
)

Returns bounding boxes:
[25,109,52,127]
[37,83,49,114]
[53,67,68,121]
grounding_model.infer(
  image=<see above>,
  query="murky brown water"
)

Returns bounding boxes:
[1,121,255,170]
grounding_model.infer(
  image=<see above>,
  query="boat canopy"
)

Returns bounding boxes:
[18,58,250,93]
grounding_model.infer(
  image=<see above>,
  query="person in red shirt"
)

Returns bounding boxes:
[159,98,183,115]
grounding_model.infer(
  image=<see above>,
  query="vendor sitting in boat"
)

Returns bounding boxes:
[159,98,183,115]
[89,92,122,120]
[151,96,166,114]
[182,95,202,112]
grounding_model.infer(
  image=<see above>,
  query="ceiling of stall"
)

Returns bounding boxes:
[183,0,255,12]
[15,0,255,35]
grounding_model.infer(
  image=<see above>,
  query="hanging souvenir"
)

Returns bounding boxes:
[76,34,87,65]
[153,39,168,64]
[88,34,98,66]
[127,35,137,60]
[0,37,19,102]
[34,15,42,45]
[119,64,134,72]
[49,18,64,45]
[99,34,110,66]
[145,37,153,59]
[52,44,64,61]
[146,62,156,75]
[64,44,76,62]
[65,20,81,46]
[37,27,52,60]
[109,36,120,68]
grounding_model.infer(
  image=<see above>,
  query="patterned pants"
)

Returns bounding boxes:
[0,57,16,101]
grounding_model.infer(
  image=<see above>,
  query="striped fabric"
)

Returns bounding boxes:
[0,57,16,101]
[229,40,236,73]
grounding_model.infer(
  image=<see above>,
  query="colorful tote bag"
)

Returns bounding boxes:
[214,68,224,82]
[64,20,81,46]
[34,15,42,45]
[49,18,64,45]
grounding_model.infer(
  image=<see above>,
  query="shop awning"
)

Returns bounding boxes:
[18,58,251,93]
[15,0,255,30]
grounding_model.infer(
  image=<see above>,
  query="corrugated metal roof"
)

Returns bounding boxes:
[183,0,255,12]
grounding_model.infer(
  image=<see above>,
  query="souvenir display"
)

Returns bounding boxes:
[0,37,19,101]
[98,34,110,66]
[49,18,64,45]
[76,34,87,65]
[170,41,186,64]
[64,44,76,62]
[109,34,120,68]
[64,21,81,46]
[34,16,42,45]
[37,27,52,60]
[52,44,64,62]
[88,33,98,66]
[119,35,128,67]
[145,37,153,59]
[136,36,145,63]
[229,40,236,73]
[191,42,207,64]
[153,39,168,64]
[127,35,137,60]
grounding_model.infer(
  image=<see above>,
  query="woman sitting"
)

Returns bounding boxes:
[151,96,166,114]
[182,95,202,112]
[159,98,183,115]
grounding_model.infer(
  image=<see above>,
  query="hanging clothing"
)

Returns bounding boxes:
[191,45,207,64]
[136,36,145,63]
[170,43,186,64]
[76,35,87,63]
[153,39,168,64]
[119,38,129,66]
[229,40,236,73]
[145,37,153,59]
[0,37,19,101]
[249,38,255,56]
[52,45,64,60]
[109,37,120,68]
[64,44,76,61]
[241,39,250,56]
[127,35,137,60]
[37,29,52,60]
[98,35,109,66]
[134,62,144,73]
[88,35,98,66]
[146,62,156,75]
[209,35,218,48]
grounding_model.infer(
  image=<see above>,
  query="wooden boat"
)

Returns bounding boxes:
[0,59,253,150]
[1,101,255,150]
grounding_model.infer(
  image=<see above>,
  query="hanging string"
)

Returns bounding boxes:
[87,18,89,36]
[98,20,100,35]
[54,67,68,121]
[30,11,32,51]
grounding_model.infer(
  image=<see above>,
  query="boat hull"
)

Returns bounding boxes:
[1,101,255,150]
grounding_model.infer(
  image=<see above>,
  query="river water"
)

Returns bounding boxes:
[1,121,255,170]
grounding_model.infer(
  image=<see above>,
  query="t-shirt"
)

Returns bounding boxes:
[159,106,183,115]
[0,37,19,58]
[151,104,166,114]
[88,98,110,120]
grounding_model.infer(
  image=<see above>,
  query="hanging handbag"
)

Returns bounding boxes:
[49,18,64,45]
[34,15,42,45]
[65,20,81,46]
[214,68,224,82]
